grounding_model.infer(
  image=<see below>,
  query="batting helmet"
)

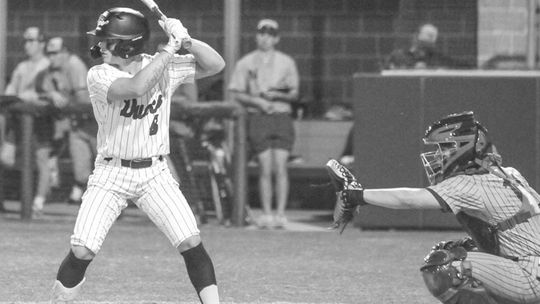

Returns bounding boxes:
[87,7,150,59]
[420,111,493,185]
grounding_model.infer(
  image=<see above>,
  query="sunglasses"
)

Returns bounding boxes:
[46,50,61,56]
[257,27,278,36]
[24,38,41,43]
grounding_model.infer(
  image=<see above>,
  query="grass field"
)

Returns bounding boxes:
[0,203,463,303]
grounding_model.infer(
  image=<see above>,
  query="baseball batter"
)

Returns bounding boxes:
[50,8,225,303]
[326,111,540,303]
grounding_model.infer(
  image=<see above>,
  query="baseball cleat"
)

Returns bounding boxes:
[325,159,363,192]
[51,278,86,304]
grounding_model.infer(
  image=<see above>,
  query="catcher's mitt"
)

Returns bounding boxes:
[325,159,365,233]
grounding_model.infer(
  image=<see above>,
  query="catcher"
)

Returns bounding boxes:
[326,111,540,304]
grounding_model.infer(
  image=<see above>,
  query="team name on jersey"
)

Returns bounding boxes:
[120,94,163,120]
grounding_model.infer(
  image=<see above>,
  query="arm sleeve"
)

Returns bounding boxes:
[428,175,483,214]
[168,54,197,95]
[87,65,124,105]
[227,60,248,93]
[70,56,89,93]
[4,64,22,95]
[285,57,300,91]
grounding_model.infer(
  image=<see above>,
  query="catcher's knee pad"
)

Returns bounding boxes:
[420,250,495,304]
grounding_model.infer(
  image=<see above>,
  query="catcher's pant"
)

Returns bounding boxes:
[70,157,200,254]
[467,252,540,303]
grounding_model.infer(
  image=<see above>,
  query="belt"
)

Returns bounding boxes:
[103,156,163,169]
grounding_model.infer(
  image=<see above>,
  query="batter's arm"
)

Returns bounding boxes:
[188,38,225,80]
[108,51,174,100]
[363,187,441,210]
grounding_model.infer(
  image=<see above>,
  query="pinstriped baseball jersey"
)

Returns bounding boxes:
[87,53,195,160]
[429,167,540,302]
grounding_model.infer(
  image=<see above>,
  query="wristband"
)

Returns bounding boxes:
[161,44,176,55]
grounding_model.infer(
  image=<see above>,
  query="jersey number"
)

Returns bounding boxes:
[150,114,159,136]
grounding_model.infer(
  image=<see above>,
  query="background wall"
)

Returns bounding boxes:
[477,0,532,67]
[5,0,477,116]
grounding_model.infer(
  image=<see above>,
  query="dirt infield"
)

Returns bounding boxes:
[0,202,462,303]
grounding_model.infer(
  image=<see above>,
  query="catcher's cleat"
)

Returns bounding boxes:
[325,159,363,192]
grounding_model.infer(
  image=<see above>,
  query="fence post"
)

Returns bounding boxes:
[20,112,34,220]
[232,109,247,226]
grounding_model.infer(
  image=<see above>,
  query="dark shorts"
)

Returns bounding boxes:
[248,113,295,154]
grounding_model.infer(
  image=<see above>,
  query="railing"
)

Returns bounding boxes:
[0,96,248,226]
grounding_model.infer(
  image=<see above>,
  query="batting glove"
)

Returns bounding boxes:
[159,18,191,54]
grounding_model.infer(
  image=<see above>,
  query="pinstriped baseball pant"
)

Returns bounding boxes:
[70,157,200,254]
[467,252,540,303]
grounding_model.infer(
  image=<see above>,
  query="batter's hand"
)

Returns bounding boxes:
[159,18,191,54]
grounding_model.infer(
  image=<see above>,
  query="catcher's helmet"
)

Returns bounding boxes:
[420,111,492,185]
[87,7,150,59]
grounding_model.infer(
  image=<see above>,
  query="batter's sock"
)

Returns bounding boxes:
[181,243,218,302]
[56,250,92,288]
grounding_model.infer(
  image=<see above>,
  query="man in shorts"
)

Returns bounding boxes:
[228,19,299,228]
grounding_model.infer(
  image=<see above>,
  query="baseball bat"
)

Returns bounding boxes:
[139,0,192,49]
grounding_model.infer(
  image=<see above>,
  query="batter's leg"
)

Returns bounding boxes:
[137,169,218,303]
[51,185,127,302]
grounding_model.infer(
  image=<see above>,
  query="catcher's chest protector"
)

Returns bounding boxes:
[455,212,500,256]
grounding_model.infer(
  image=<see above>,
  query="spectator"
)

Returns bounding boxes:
[384,23,472,70]
[4,26,52,218]
[228,19,300,229]
[36,36,97,205]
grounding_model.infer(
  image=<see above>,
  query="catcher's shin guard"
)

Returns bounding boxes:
[51,277,86,304]
[420,250,497,304]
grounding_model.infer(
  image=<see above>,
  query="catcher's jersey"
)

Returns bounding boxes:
[429,167,540,258]
[87,53,195,159]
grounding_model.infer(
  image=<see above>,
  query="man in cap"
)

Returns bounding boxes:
[228,18,300,229]
[35,36,97,206]
[4,27,52,217]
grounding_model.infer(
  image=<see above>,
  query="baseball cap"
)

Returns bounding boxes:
[257,19,279,36]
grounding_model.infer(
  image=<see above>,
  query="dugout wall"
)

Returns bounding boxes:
[352,70,540,229]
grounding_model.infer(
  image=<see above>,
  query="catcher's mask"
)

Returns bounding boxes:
[87,7,150,59]
[420,111,493,185]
